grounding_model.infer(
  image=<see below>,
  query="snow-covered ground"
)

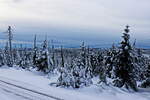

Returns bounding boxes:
[0,66,150,100]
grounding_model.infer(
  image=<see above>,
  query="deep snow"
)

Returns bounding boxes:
[0,66,150,100]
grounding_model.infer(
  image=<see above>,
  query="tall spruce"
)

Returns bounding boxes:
[5,26,13,67]
[112,25,138,91]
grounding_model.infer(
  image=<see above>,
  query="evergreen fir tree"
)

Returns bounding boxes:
[140,63,150,88]
[133,49,148,81]
[56,43,92,88]
[4,42,12,67]
[145,64,150,79]
[50,40,56,72]
[90,50,106,84]
[112,25,138,91]
[33,34,37,67]
[0,49,4,67]
[36,40,50,73]
[71,57,92,88]
[12,48,18,65]
[57,63,74,87]
[105,44,118,78]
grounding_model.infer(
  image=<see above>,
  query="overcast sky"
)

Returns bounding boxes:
[0,0,150,47]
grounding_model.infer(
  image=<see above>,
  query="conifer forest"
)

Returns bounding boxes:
[0,26,150,91]
[0,0,150,100]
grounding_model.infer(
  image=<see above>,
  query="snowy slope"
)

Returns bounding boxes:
[0,66,150,100]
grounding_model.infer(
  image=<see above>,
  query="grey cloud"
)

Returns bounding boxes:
[12,0,22,3]
[0,0,150,40]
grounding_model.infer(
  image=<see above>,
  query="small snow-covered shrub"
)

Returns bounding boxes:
[140,79,150,88]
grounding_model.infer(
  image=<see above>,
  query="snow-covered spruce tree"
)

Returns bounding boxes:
[72,42,92,88]
[36,40,52,73]
[128,39,150,82]
[56,43,92,88]
[90,51,104,77]
[140,63,150,88]
[33,47,38,68]
[12,48,19,66]
[71,56,92,88]
[131,40,150,82]
[89,49,107,84]
[17,48,25,68]
[50,41,56,72]
[0,49,4,67]
[132,49,149,81]
[33,34,38,67]
[56,46,73,87]
[6,26,13,67]
[105,44,118,79]
[146,63,150,78]
[3,42,12,67]
[17,48,32,69]
[112,25,138,91]
[57,61,74,87]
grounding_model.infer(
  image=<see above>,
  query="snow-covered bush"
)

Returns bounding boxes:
[56,43,92,88]
[56,58,92,88]
[140,79,150,88]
